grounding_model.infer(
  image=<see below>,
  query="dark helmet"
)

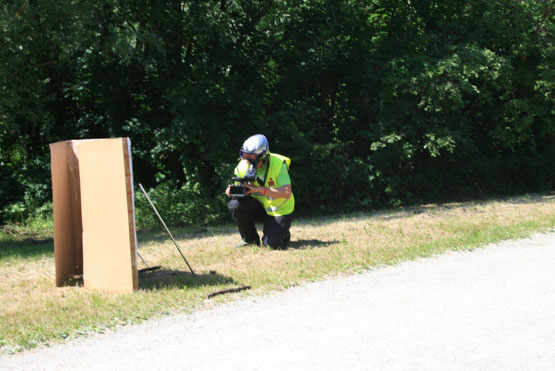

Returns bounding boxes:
[240,134,269,164]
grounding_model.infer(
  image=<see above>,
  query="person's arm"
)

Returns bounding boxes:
[245,162,292,198]
[245,184,292,199]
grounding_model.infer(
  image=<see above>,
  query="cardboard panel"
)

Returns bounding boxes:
[76,138,138,293]
[50,138,138,293]
[50,141,82,286]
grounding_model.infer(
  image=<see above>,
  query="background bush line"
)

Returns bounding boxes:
[1,1,553,226]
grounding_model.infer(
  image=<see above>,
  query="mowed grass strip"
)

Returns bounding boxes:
[1,194,554,353]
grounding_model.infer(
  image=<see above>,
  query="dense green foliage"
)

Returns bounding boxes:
[1,0,553,227]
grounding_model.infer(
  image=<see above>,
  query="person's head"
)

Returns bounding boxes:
[240,134,269,168]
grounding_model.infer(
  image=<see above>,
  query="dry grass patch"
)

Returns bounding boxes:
[1,194,554,353]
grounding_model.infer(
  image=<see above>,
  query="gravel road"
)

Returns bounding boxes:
[2,232,555,370]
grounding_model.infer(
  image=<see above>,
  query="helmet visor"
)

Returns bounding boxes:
[239,150,257,162]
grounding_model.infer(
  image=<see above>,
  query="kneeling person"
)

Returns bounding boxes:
[225,134,294,249]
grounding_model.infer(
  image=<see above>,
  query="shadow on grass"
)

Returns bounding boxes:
[61,275,84,287]
[0,238,53,260]
[136,224,237,245]
[57,269,235,291]
[139,269,235,290]
[287,239,339,249]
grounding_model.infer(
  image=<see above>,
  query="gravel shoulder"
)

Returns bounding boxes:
[2,231,555,370]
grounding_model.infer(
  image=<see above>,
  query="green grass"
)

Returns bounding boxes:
[0,194,554,354]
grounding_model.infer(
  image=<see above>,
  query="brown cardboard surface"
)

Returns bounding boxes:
[50,138,138,293]
[50,141,82,286]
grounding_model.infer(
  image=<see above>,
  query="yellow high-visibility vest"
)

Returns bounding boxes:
[234,153,295,216]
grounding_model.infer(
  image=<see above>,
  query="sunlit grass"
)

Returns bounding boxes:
[0,194,554,353]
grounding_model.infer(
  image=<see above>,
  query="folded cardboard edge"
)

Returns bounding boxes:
[50,138,138,292]
[50,141,83,286]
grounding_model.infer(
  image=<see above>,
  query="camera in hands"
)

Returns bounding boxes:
[230,164,257,198]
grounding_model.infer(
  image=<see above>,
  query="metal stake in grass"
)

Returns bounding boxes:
[138,183,197,280]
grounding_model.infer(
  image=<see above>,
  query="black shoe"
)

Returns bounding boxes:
[261,231,291,250]
[281,231,291,248]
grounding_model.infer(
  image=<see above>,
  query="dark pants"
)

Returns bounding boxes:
[227,196,292,249]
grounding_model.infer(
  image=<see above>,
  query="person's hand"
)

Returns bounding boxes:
[225,184,231,198]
